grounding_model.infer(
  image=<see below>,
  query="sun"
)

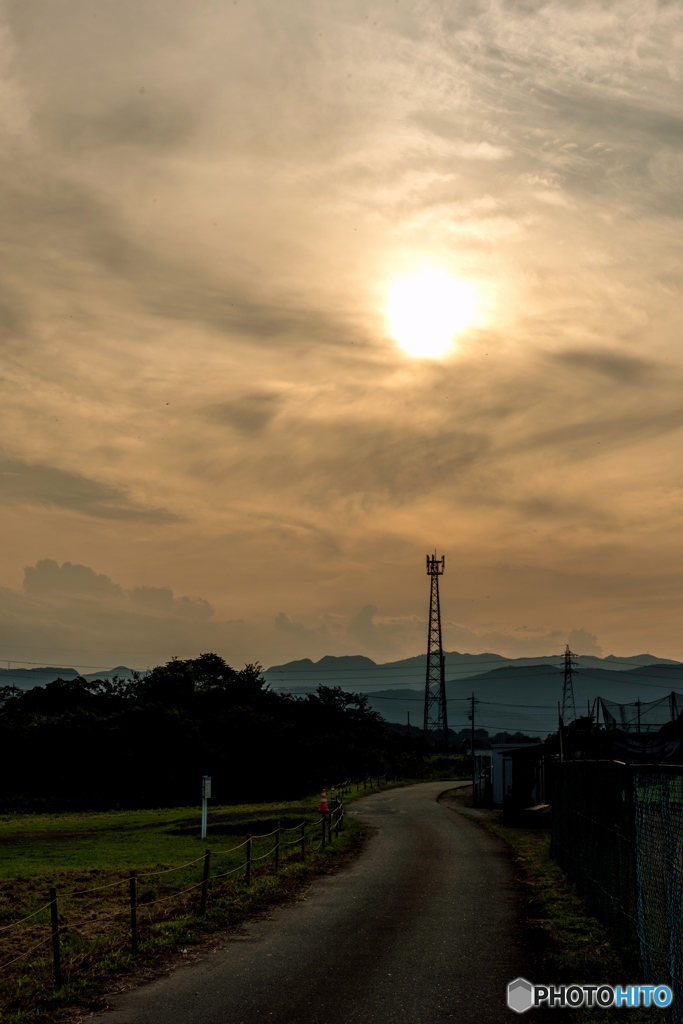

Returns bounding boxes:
[386,268,478,358]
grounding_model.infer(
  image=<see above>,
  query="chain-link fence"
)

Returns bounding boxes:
[551,762,683,1022]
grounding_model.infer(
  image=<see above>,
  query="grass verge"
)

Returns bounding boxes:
[462,805,664,1023]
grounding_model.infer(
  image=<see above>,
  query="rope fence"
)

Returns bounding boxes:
[0,901,53,933]
[0,775,386,985]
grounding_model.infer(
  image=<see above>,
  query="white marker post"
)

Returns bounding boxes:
[201,775,212,840]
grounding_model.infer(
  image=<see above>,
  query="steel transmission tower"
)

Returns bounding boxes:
[561,644,577,722]
[423,553,448,750]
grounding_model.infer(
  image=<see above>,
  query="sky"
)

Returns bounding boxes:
[1,0,682,672]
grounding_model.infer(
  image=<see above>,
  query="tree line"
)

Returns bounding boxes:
[0,654,427,811]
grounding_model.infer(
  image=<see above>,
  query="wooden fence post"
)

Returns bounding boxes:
[245,834,252,886]
[300,822,306,861]
[49,887,61,987]
[200,850,211,913]
[129,871,137,952]
[275,821,281,872]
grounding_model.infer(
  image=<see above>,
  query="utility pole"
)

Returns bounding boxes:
[8,661,17,697]
[423,553,448,752]
[201,775,211,840]
[469,692,478,802]
[561,645,577,723]
[558,701,564,761]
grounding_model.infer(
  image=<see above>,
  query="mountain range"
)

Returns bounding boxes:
[3,652,682,738]
[263,653,683,736]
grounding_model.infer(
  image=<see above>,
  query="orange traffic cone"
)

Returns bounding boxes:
[319,788,329,812]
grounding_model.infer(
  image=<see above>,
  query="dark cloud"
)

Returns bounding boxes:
[504,406,683,462]
[0,458,179,522]
[43,95,196,152]
[209,393,282,434]
[535,85,683,148]
[551,348,658,385]
[23,559,123,598]
[0,289,27,341]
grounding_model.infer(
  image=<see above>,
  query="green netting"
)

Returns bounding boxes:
[600,692,683,732]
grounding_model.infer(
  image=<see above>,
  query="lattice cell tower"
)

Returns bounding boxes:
[423,553,448,750]
[561,643,577,722]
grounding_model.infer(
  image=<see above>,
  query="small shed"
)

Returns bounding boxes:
[491,742,543,808]
[473,749,493,806]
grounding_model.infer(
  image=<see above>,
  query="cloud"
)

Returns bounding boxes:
[442,622,566,659]
[44,94,196,153]
[0,0,682,665]
[551,348,658,385]
[274,611,327,640]
[209,393,283,434]
[128,586,213,621]
[24,559,123,598]
[568,628,602,657]
[535,85,683,149]
[0,458,179,522]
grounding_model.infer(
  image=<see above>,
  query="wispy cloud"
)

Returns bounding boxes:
[0,458,179,522]
[0,0,682,661]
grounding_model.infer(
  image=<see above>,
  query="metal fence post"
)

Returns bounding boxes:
[49,887,61,986]
[321,815,326,851]
[327,810,332,844]
[200,849,211,913]
[245,834,252,886]
[129,871,137,952]
[300,822,306,861]
[275,821,281,872]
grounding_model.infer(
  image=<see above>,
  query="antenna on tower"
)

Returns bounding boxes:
[561,644,577,722]
[423,552,448,751]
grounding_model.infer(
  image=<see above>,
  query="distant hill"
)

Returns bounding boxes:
[4,653,682,738]
[264,651,680,692]
[0,665,136,691]
[264,654,683,737]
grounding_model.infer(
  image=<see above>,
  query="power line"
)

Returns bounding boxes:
[0,662,128,675]
[266,656,682,673]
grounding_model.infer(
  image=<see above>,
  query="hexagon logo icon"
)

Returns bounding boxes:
[508,977,534,1013]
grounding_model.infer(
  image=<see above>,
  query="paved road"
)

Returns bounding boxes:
[99,783,550,1023]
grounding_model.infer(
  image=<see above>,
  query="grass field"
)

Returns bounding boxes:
[0,785,375,1024]
[1,773,472,1024]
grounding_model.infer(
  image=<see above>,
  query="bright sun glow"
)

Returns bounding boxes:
[386,268,478,358]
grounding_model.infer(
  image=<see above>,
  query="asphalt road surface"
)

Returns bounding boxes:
[98,782,551,1024]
